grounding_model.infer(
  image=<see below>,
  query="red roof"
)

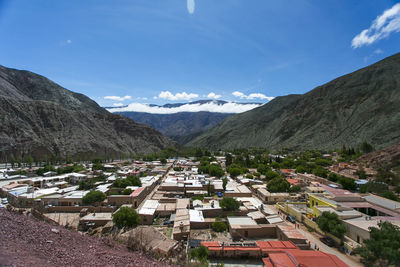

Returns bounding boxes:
[130,187,145,197]
[201,241,220,247]
[286,178,300,185]
[265,250,349,267]
[256,241,298,250]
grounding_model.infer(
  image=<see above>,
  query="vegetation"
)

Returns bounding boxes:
[355,221,400,267]
[122,188,133,195]
[112,207,140,228]
[82,190,106,205]
[316,211,346,239]
[212,221,228,232]
[189,246,209,264]
[113,175,142,188]
[222,177,228,191]
[288,185,301,193]
[267,177,290,193]
[220,197,240,211]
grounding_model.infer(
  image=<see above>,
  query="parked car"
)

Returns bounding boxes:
[320,236,335,247]
[286,215,296,224]
[1,198,8,204]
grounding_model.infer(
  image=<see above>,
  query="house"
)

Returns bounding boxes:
[263,250,349,267]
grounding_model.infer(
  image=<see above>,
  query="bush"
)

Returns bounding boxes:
[122,188,133,195]
[288,185,301,193]
[189,246,208,262]
[316,211,346,239]
[212,221,228,232]
[82,190,106,205]
[113,175,141,188]
[220,197,240,211]
[267,177,290,192]
[112,207,140,228]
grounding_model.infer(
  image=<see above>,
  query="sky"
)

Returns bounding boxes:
[0,0,399,112]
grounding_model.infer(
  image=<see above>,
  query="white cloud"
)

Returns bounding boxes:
[136,97,148,100]
[104,95,132,101]
[113,103,125,107]
[187,0,195,14]
[374,48,383,54]
[107,101,262,114]
[352,3,400,48]
[158,91,199,101]
[66,39,72,44]
[232,91,274,101]
[207,92,221,99]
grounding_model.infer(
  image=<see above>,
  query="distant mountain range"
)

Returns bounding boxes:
[107,100,262,143]
[188,52,400,151]
[0,65,176,161]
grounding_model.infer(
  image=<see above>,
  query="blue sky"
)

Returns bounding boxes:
[0,0,399,108]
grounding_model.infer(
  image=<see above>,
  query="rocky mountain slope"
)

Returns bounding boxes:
[357,144,400,169]
[108,100,261,144]
[116,111,232,143]
[0,65,175,161]
[0,209,171,267]
[188,52,400,151]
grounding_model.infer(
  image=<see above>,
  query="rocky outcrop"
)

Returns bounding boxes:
[0,65,176,161]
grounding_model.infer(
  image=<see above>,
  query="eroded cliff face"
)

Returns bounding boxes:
[0,65,176,160]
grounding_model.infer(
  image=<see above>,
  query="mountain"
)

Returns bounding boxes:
[107,100,262,143]
[0,65,176,161]
[188,52,400,151]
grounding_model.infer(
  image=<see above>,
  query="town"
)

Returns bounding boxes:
[1,147,398,267]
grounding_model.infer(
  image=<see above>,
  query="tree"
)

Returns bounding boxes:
[189,246,208,263]
[312,166,328,178]
[112,207,140,228]
[355,221,400,267]
[113,175,141,188]
[360,141,374,154]
[264,170,280,181]
[356,168,367,179]
[380,191,399,202]
[82,190,106,205]
[228,167,241,178]
[316,211,346,239]
[160,158,167,164]
[220,197,240,211]
[212,221,228,232]
[122,188,133,195]
[208,164,224,178]
[288,185,301,193]
[26,155,33,168]
[10,155,15,168]
[222,177,228,191]
[338,176,357,191]
[267,177,290,193]
[225,153,232,167]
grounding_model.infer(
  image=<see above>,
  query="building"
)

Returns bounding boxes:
[263,250,349,267]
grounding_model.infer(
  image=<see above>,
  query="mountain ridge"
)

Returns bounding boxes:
[187,52,400,151]
[0,65,176,161]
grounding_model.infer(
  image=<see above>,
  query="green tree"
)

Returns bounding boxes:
[112,207,141,228]
[189,246,209,263]
[212,221,228,232]
[209,164,225,178]
[220,197,240,211]
[360,141,374,154]
[288,185,301,193]
[26,155,33,168]
[82,190,106,205]
[267,177,290,193]
[228,167,241,178]
[160,158,167,164]
[355,221,400,267]
[356,168,367,179]
[122,188,133,195]
[380,191,399,202]
[222,177,228,191]
[264,170,281,181]
[225,153,232,167]
[312,166,328,178]
[316,211,346,239]
[338,176,357,191]
[10,155,15,168]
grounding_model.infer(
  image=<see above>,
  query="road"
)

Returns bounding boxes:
[296,224,363,267]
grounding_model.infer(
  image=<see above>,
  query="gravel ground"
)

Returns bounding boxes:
[0,209,172,267]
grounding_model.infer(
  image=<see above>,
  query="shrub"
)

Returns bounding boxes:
[112,207,140,228]
[82,190,106,205]
[220,197,240,211]
[212,221,228,232]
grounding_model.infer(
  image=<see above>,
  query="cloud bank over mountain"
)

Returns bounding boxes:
[107,100,262,114]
